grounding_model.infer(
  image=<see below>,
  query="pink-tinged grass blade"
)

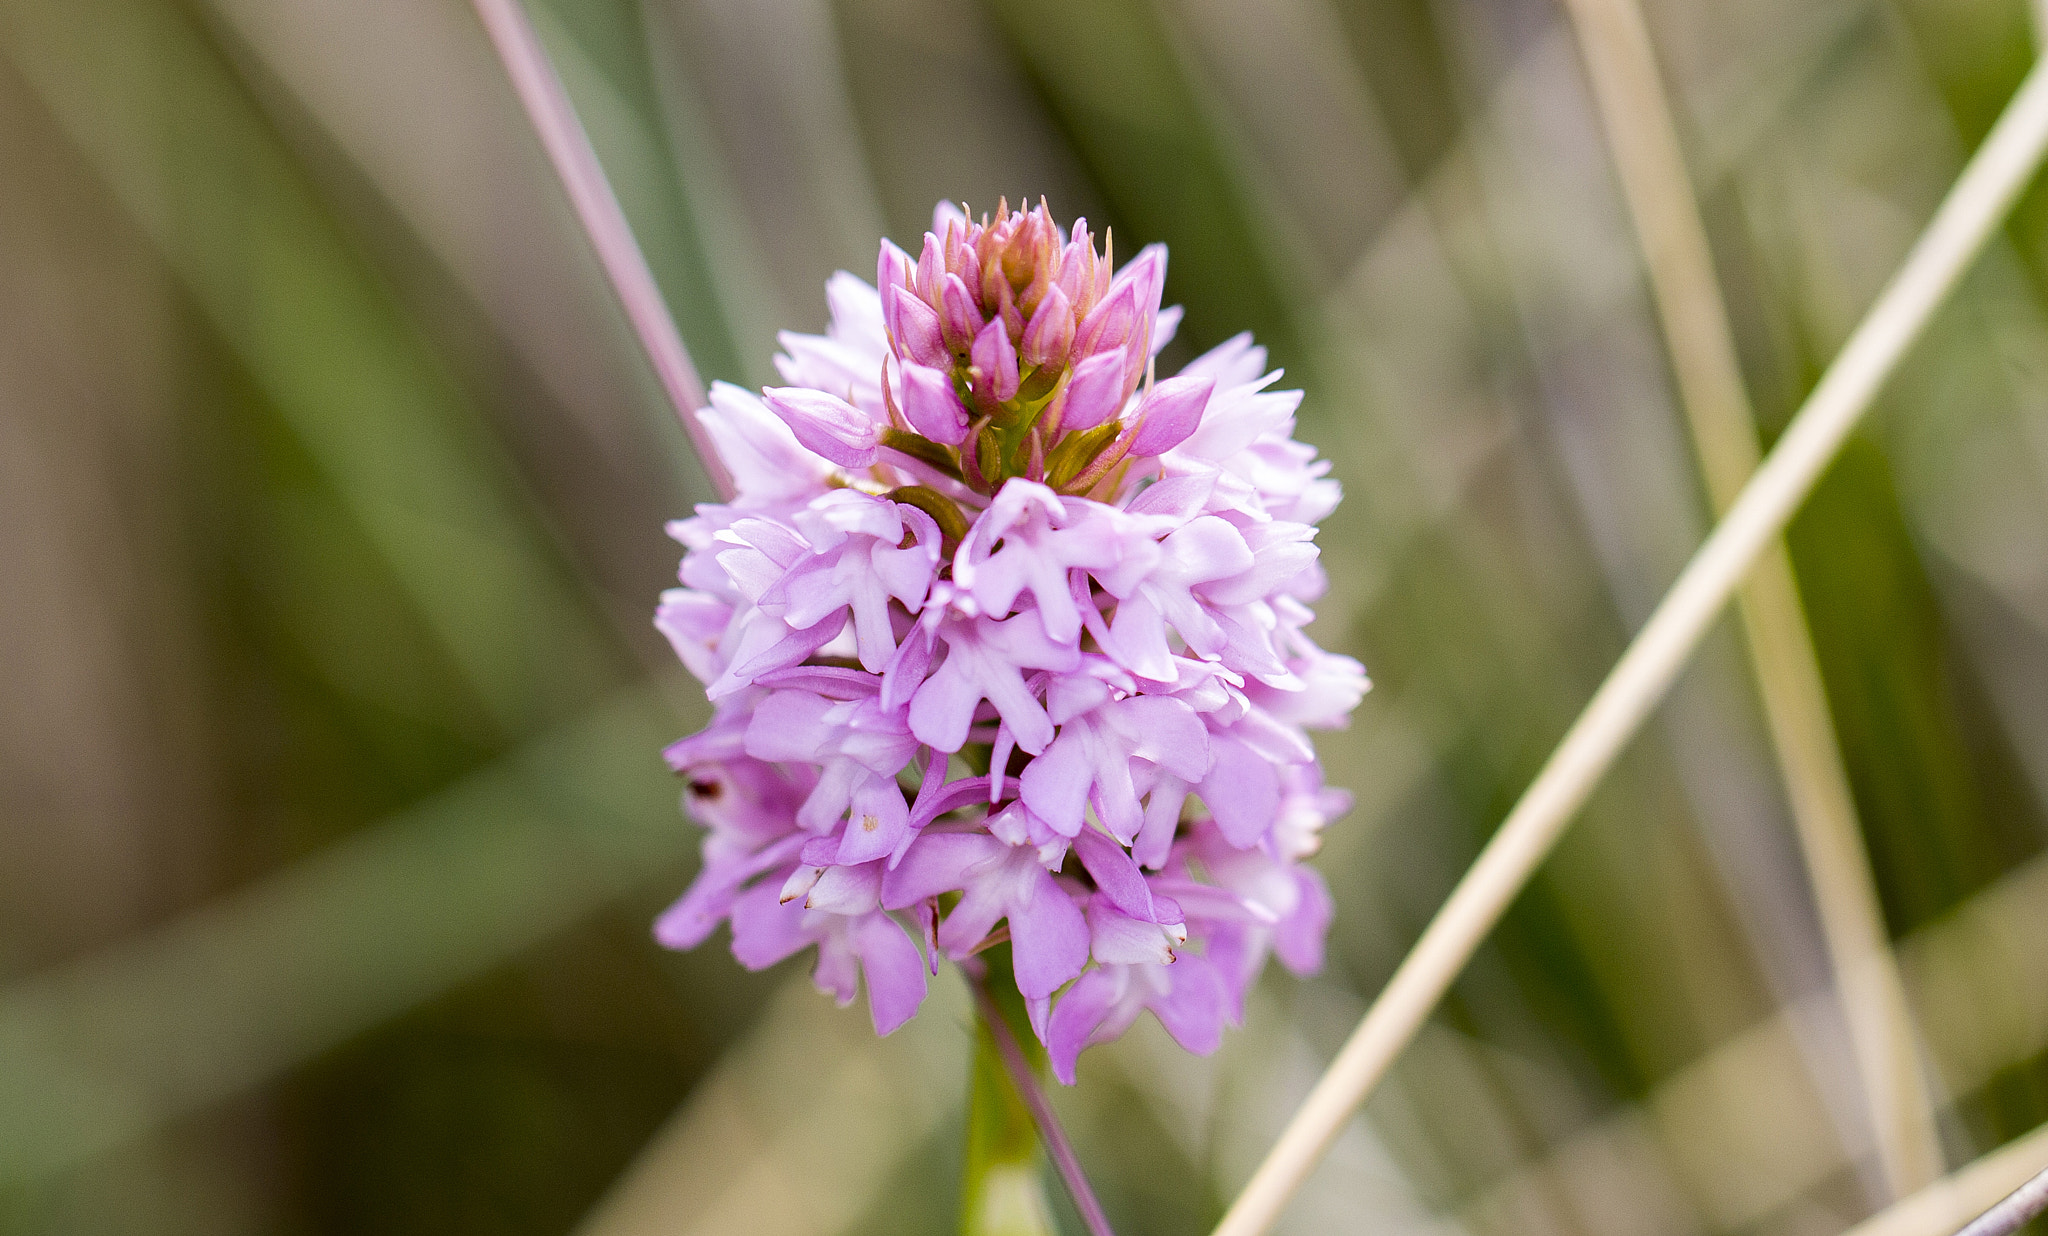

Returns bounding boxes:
[470,0,734,500]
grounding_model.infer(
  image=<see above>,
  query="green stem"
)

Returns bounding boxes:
[961,947,1058,1236]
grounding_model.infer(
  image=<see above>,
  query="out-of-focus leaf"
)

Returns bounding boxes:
[0,0,621,739]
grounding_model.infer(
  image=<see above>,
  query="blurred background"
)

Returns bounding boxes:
[2,0,2046,1232]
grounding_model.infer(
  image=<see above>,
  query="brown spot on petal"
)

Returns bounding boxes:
[688,778,722,800]
[861,814,880,832]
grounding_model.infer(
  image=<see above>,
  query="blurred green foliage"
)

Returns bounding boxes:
[0,0,2045,1233]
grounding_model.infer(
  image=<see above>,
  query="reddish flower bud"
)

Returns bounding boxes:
[992,276,1025,342]
[946,226,980,295]
[1021,283,1075,369]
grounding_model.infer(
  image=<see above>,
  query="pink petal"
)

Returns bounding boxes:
[1134,775,1190,870]
[803,859,883,914]
[906,647,986,754]
[1149,959,1228,1056]
[834,773,912,865]
[724,610,848,689]
[1114,695,1211,782]
[1008,871,1089,999]
[744,690,836,762]
[880,830,1002,909]
[1085,900,1179,965]
[853,912,929,1035]
[1126,374,1213,458]
[729,879,815,969]
[762,387,880,468]
[1200,738,1282,847]
[1073,828,1182,925]
[881,621,936,712]
[1019,725,1093,837]
[1046,968,1121,1085]
[1273,866,1333,976]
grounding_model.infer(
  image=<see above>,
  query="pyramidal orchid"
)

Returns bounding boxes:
[653,199,1365,1088]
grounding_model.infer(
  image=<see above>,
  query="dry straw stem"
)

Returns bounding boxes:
[1557,0,1942,1197]
[1213,56,2048,1236]
[1842,1124,2048,1236]
[470,0,733,499]
[1954,1166,2048,1236]
[1955,1166,2048,1236]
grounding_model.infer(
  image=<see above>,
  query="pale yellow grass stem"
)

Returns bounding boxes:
[1841,1124,2048,1236]
[1557,0,1942,1197]
[1213,56,2048,1236]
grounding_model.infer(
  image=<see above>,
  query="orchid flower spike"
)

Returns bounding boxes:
[654,199,1365,1079]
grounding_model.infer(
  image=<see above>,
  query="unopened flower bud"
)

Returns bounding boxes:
[991,274,1025,342]
[915,233,943,302]
[1059,351,1128,432]
[1117,245,1168,336]
[900,362,971,445]
[946,226,980,292]
[1021,284,1074,368]
[878,239,914,297]
[886,284,947,368]
[1059,218,1102,315]
[939,273,981,353]
[1075,280,1138,362]
[971,316,1020,403]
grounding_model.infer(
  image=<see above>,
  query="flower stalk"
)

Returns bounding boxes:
[962,1021,1056,1236]
[967,953,1117,1236]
